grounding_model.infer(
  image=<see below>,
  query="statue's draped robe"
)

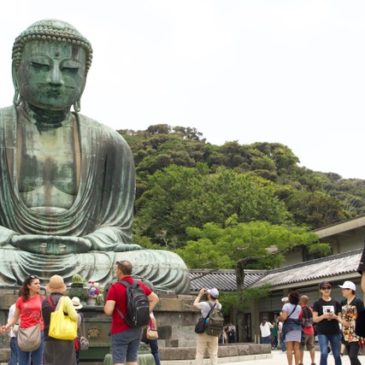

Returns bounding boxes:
[0,106,190,293]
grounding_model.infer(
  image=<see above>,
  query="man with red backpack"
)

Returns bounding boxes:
[104,260,159,365]
[299,295,316,365]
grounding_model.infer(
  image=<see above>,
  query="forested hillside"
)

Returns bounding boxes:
[119,124,365,269]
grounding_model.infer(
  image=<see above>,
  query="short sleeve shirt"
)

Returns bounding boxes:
[106,276,152,334]
[16,294,44,330]
[259,322,272,337]
[282,303,301,319]
[196,301,222,318]
[313,298,341,335]
[341,297,364,342]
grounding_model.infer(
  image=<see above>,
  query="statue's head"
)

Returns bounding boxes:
[12,19,93,112]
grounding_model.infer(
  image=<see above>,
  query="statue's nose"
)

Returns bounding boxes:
[48,65,64,86]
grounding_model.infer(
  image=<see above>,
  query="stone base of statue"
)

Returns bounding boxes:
[75,293,201,363]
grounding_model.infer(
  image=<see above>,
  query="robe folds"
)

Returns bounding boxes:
[0,106,190,293]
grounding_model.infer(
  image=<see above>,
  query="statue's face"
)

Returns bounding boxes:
[15,40,87,111]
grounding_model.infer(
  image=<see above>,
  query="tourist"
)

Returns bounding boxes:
[312,281,342,365]
[280,297,289,352]
[278,319,286,352]
[339,280,364,365]
[358,247,365,293]
[104,260,159,365]
[220,326,228,344]
[6,291,21,365]
[259,319,272,345]
[42,275,78,365]
[298,295,316,365]
[226,323,236,343]
[2,275,44,365]
[193,288,222,365]
[271,321,278,349]
[72,296,84,365]
[141,312,161,365]
[279,291,302,365]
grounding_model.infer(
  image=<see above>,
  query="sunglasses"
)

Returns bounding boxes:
[27,275,38,280]
[320,287,331,290]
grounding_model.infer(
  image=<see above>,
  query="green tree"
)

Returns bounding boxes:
[285,190,349,228]
[120,124,365,247]
[135,165,291,246]
[176,219,329,269]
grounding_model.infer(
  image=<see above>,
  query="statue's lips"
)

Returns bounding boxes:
[45,89,62,98]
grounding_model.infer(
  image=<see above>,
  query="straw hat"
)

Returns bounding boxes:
[46,275,67,293]
[71,296,83,310]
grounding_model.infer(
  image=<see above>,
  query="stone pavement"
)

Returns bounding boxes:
[161,350,365,365]
[218,349,365,365]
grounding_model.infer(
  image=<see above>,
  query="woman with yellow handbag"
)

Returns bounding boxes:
[41,275,78,365]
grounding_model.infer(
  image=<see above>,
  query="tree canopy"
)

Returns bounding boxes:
[119,124,363,269]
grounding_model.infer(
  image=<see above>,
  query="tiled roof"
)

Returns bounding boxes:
[189,269,265,292]
[250,249,362,289]
[314,215,365,239]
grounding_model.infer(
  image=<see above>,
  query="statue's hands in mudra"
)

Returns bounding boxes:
[10,234,92,254]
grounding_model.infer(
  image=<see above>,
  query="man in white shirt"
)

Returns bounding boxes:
[259,319,272,344]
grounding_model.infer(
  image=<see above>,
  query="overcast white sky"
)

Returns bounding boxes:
[0,1,365,179]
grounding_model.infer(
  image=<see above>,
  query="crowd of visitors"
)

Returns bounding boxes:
[259,280,364,365]
[0,266,364,365]
[0,260,161,365]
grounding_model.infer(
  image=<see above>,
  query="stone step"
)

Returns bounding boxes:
[159,343,270,361]
[160,353,272,365]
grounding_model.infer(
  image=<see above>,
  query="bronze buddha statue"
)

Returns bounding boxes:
[0,19,189,293]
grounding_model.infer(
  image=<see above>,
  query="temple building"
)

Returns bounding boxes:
[190,215,365,342]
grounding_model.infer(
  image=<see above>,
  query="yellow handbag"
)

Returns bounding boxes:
[48,297,77,340]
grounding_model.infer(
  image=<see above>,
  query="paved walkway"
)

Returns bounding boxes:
[220,349,365,365]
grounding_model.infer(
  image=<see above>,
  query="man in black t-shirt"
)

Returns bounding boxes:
[339,280,364,365]
[313,281,342,365]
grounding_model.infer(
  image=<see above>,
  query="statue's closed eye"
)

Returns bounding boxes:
[31,62,50,72]
[61,66,79,75]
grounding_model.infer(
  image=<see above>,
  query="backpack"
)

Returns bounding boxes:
[116,279,150,328]
[204,303,224,337]
[301,306,313,328]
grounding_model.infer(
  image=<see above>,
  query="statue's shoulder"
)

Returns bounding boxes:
[78,113,132,155]
[77,113,131,151]
[0,106,16,124]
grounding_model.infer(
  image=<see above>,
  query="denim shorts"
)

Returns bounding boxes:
[112,327,142,363]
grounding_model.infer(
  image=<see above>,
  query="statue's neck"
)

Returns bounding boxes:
[23,103,71,131]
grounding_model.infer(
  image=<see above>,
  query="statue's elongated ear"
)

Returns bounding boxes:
[12,62,22,106]
[73,99,81,113]
[73,73,87,113]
